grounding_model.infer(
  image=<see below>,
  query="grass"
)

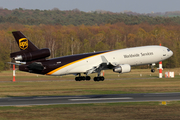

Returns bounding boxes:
[0,78,180,97]
[0,68,180,97]
[0,101,180,120]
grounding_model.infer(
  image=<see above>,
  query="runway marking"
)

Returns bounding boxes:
[33,97,83,100]
[9,97,84,101]
[69,97,133,101]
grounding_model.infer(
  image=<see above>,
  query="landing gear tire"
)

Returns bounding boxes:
[75,77,81,81]
[94,76,105,81]
[82,76,86,81]
[86,76,91,81]
[94,77,99,82]
[100,76,104,81]
[151,69,155,73]
[75,76,91,81]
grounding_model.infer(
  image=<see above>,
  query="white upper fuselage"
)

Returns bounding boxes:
[47,45,173,76]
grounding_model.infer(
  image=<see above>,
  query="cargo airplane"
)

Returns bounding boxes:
[10,31,173,81]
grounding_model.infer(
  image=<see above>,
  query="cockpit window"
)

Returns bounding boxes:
[167,49,171,52]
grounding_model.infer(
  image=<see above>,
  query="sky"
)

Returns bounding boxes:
[0,0,180,13]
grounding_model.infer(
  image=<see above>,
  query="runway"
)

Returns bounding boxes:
[0,92,180,106]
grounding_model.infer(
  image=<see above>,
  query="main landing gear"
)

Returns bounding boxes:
[75,74,91,81]
[93,72,105,82]
[75,73,105,82]
[94,76,104,81]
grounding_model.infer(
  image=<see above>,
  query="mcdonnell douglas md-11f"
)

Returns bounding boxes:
[10,31,173,81]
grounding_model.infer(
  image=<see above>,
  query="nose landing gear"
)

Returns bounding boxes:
[151,69,155,73]
[150,63,156,73]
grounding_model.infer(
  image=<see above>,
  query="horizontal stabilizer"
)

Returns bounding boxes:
[7,62,22,66]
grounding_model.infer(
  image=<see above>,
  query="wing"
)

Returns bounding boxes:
[86,56,116,76]
[86,55,131,76]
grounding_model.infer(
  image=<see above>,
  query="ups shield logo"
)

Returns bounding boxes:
[19,38,28,50]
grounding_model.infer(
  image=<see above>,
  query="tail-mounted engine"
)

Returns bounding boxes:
[10,48,50,62]
[113,64,131,73]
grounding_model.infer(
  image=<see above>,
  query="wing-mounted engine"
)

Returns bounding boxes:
[10,48,50,62]
[113,64,131,73]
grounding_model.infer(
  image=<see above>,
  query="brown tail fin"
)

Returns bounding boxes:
[12,31,39,52]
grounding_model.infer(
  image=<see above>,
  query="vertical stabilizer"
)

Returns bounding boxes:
[12,31,39,52]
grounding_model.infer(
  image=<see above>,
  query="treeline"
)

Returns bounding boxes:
[1,8,180,25]
[0,23,179,71]
[118,10,180,17]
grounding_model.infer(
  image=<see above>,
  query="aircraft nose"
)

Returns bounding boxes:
[170,50,173,57]
[167,49,173,57]
[165,48,173,58]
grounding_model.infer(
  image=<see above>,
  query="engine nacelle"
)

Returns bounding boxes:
[113,64,131,73]
[11,48,50,61]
